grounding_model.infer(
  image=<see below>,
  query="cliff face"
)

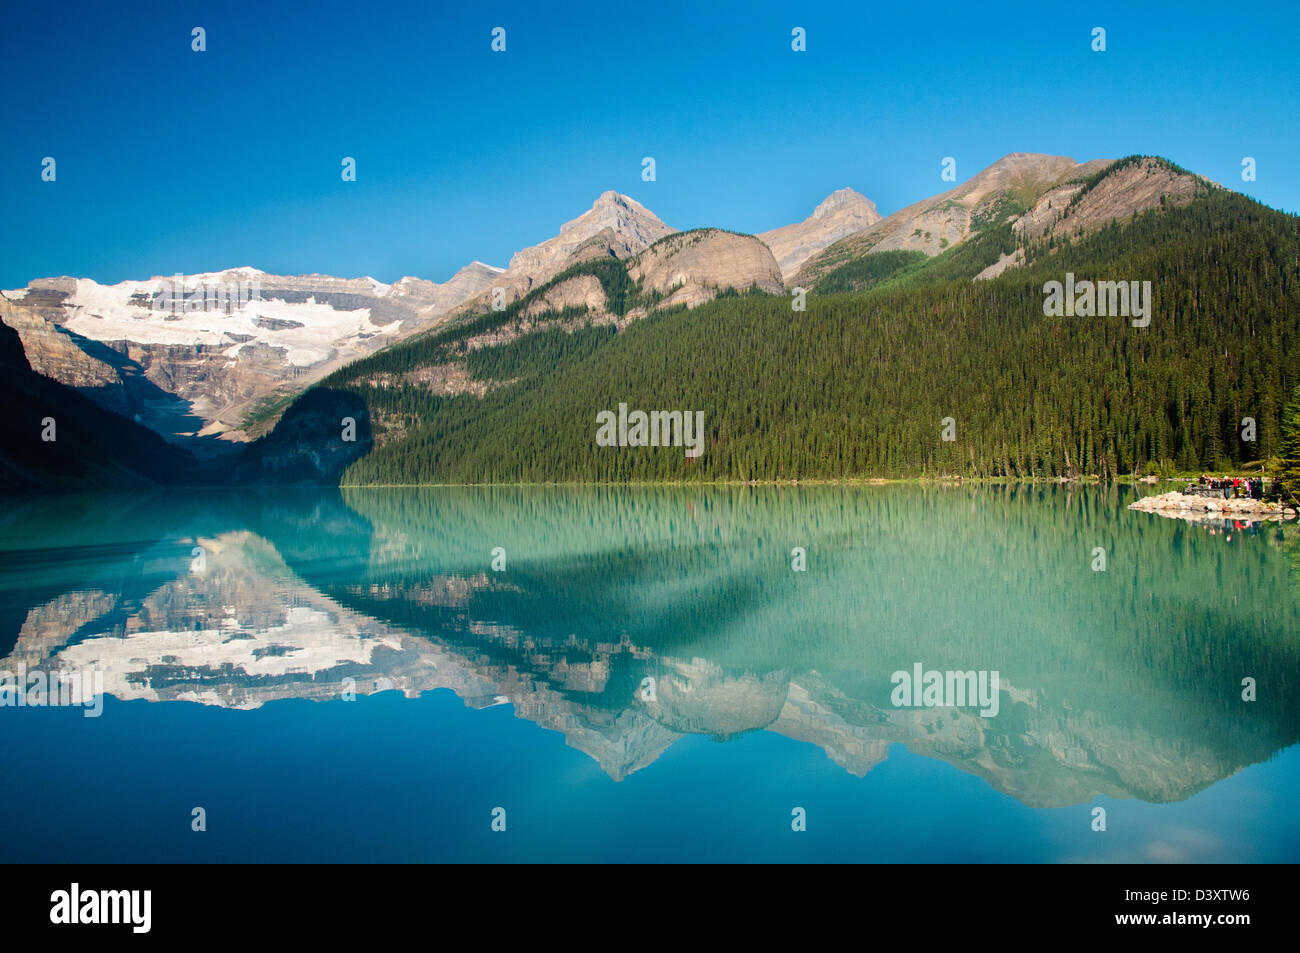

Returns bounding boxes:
[3,304,120,388]
[1020,156,1208,240]
[454,192,676,318]
[758,188,882,281]
[629,229,784,310]
[0,304,32,372]
[0,296,198,491]
[523,273,609,318]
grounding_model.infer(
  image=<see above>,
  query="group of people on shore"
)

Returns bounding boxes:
[1191,475,1265,500]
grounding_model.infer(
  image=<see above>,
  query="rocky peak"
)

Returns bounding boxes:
[546,191,670,248]
[453,193,674,312]
[811,187,879,220]
[791,153,1118,286]
[592,189,633,210]
[759,187,883,280]
[954,152,1110,207]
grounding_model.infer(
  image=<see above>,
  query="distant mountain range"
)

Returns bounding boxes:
[1,184,855,452]
[2,151,1292,488]
[1,154,1133,446]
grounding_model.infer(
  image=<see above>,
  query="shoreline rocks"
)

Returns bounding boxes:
[1128,491,1295,522]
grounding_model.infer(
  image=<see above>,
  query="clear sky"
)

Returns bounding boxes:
[2,0,1297,288]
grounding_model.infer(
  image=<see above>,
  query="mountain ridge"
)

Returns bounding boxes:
[758,186,882,280]
[2,152,1257,486]
[307,160,1299,485]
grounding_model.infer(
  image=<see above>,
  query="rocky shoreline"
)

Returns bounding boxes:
[1128,491,1296,522]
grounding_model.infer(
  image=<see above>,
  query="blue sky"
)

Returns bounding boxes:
[2,0,1297,288]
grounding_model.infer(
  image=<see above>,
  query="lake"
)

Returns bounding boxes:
[1,484,1297,862]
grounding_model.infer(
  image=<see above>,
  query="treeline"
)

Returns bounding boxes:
[307,183,1300,484]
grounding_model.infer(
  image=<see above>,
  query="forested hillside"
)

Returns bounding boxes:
[267,162,1300,484]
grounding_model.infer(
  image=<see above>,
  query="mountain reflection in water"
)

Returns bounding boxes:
[1,484,1297,812]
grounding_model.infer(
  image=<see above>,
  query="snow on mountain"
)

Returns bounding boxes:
[59,276,400,366]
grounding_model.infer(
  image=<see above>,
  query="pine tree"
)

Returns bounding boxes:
[1276,385,1300,501]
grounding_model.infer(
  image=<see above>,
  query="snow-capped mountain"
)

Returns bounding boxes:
[1,263,503,450]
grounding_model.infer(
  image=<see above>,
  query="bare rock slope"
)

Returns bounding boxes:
[629,229,784,311]
[758,187,881,281]
[457,191,675,315]
[793,153,1114,287]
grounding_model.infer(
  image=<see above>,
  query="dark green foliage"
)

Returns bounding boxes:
[971,194,1027,233]
[1277,385,1300,502]
[465,325,617,383]
[234,388,372,485]
[810,250,929,294]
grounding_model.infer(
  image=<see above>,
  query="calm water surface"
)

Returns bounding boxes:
[1,485,1297,862]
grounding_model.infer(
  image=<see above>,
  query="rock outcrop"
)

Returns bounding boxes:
[523,274,608,319]
[758,187,881,281]
[629,229,784,310]
[794,153,1114,287]
[456,191,675,315]
[1037,157,1210,237]
[1128,491,1291,521]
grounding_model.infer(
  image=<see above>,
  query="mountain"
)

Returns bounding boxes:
[446,195,783,321]
[0,296,198,491]
[3,153,1272,488]
[382,262,505,315]
[0,187,852,462]
[513,191,673,272]
[757,187,881,281]
[452,191,676,316]
[0,266,502,452]
[274,223,786,470]
[292,155,1300,484]
[792,153,1217,292]
[974,155,1215,278]
[0,193,673,453]
[627,229,783,309]
[793,154,1112,287]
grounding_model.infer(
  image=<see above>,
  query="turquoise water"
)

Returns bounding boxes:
[1,485,1297,862]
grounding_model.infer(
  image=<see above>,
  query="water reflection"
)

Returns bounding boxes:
[1,485,1297,806]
